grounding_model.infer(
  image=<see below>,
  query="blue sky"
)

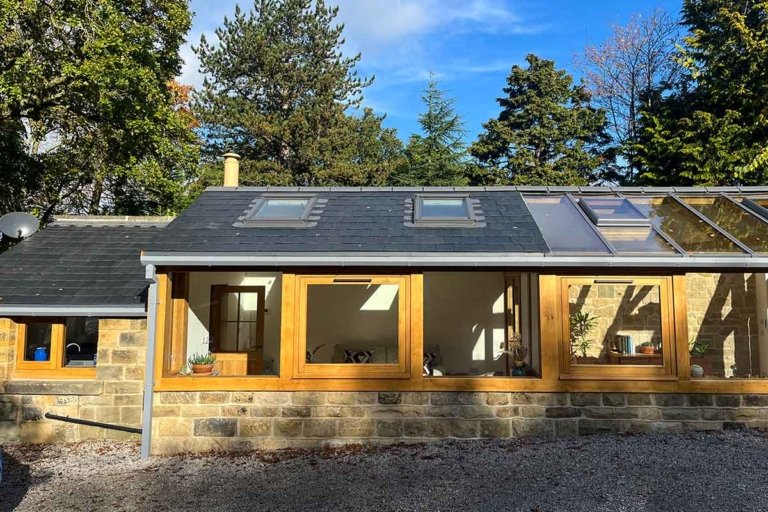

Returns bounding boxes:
[181,0,683,143]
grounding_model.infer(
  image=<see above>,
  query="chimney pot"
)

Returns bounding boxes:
[223,153,241,187]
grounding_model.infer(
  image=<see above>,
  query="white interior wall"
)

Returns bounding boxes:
[187,272,282,373]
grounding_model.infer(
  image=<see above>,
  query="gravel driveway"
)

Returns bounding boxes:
[3,430,768,511]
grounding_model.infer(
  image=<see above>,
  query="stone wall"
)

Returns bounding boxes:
[150,391,768,454]
[0,318,147,443]
[687,273,763,378]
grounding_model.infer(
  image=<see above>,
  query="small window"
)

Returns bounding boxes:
[16,318,99,378]
[236,194,322,228]
[253,198,312,219]
[412,195,479,226]
[578,197,650,227]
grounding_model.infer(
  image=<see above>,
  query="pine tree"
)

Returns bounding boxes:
[194,0,398,187]
[395,75,467,186]
[634,0,768,185]
[470,55,610,186]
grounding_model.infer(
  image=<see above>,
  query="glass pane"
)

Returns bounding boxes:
[239,292,261,322]
[568,282,663,366]
[420,198,469,218]
[524,195,611,253]
[217,322,239,351]
[64,318,99,367]
[600,227,677,254]
[24,322,53,362]
[628,196,744,253]
[687,272,767,379]
[254,198,309,219]
[684,196,768,253]
[238,321,261,351]
[306,283,399,364]
[220,292,239,322]
[580,197,649,226]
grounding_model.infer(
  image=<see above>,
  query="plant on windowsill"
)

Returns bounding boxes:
[689,338,711,377]
[570,311,598,364]
[188,352,217,375]
[638,341,656,355]
[499,333,528,376]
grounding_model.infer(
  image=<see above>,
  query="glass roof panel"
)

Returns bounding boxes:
[627,196,744,253]
[579,196,650,227]
[420,198,469,219]
[600,227,677,254]
[524,195,611,253]
[684,196,768,253]
[253,198,310,219]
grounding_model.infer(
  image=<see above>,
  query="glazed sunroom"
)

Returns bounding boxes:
[141,186,768,395]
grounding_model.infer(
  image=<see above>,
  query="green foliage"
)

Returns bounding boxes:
[188,352,216,365]
[394,75,467,186]
[0,0,199,222]
[193,0,399,187]
[570,311,598,358]
[633,0,768,185]
[689,338,710,357]
[470,54,611,186]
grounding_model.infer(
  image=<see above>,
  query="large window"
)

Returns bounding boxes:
[560,276,675,379]
[16,318,99,378]
[295,275,410,379]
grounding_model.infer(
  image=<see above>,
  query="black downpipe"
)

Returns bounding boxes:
[44,413,142,434]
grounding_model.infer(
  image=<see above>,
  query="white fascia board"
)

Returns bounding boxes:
[0,305,146,317]
[140,252,768,269]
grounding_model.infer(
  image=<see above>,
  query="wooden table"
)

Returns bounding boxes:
[607,350,663,366]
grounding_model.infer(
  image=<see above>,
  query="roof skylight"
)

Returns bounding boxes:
[235,194,325,228]
[524,195,611,254]
[578,197,650,227]
[408,195,483,227]
[252,197,312,219]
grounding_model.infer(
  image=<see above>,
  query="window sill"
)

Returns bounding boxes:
[3,379,103,395]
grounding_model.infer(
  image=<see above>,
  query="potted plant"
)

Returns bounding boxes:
[570,311,598,364]
[500,333,528,376]
[689,338,712,377]
[638,341,656,355]
[188,352,216,375]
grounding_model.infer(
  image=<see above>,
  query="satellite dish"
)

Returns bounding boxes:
[0,212,40,240]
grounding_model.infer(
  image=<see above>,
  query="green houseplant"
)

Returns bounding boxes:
[188,352,216,375]
[638,341,656,355]
[570,311,598,362]
[689,338,712,377]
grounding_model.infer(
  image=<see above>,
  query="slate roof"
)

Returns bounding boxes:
[147,189,550,254]
[0,222,163,307]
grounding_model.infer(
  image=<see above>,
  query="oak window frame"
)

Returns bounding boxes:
[14,318,97,380]
[209,285,266,353]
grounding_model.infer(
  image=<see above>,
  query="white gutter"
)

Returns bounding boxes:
[0,305,146,317]
[140,264,158,459]
[140,251,768,269]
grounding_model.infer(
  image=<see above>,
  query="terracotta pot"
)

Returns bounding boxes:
[192,364,214,374]
[639,346,655,355]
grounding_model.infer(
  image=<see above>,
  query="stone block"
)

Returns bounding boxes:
[570,393,601,407]
[743,395,768,407]
[648,421,683,432]
[158,392,196,405]
[198,393,231,404]
[448,419,479,438]
[303,419,338,438]
[365,406,425,418]
[495,406,520,418]
[554,419,579,436]
[114,394,142,406]
[378,392,401,405]
[274,418,303,437]
[124,367,145,381]
[732,408,760,421]
[356,392,378,405]
[723,421,748,430]
[480,419,511,438]
[291,392,326,405]
[578,419,621,435]
[583,407,639,420]
[715,395,741,407]
[487,393,509,406]
[153,405,181,417]
[311,406,364,418]
[376,420,403,437]
[96,365,124,381]
[0,400,18,421]
[4,381,103,396]
[110,349,139,365]
[0,421,20,442]
[118,331,146,347]
[20,422,54,443]
[654,394,684,407]
[661,408,700,421]
[93,406,120,423]
[222,406,250,417]
[157,418,192,437]
[180,405,222,418]
[682,421,723,431]
[626,394,652,406]
[120,407,142,425]
[519,406,546,418]
[281,406,311,418]
[232,392,255,404]
[687,394,713,407]
[701,408,730,421]
[403,419,427,438]
[240,418,272,437]
[636,408,662,421]
[337,419,376,438]
[251,406,280,417]
[431,392,485,406]
[510,393,567,406]
[21,405,43,422]
[194,418,237,437]
[54,396,78,406]
[326,392,358,405]
[254,392,290,405]
[401,392,429,405]
[602,394,626,407]
[545,407,582,419]
[104,381,142,395]
[511,418,555,437]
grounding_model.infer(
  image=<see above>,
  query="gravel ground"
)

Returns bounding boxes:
[3,430,768,511]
